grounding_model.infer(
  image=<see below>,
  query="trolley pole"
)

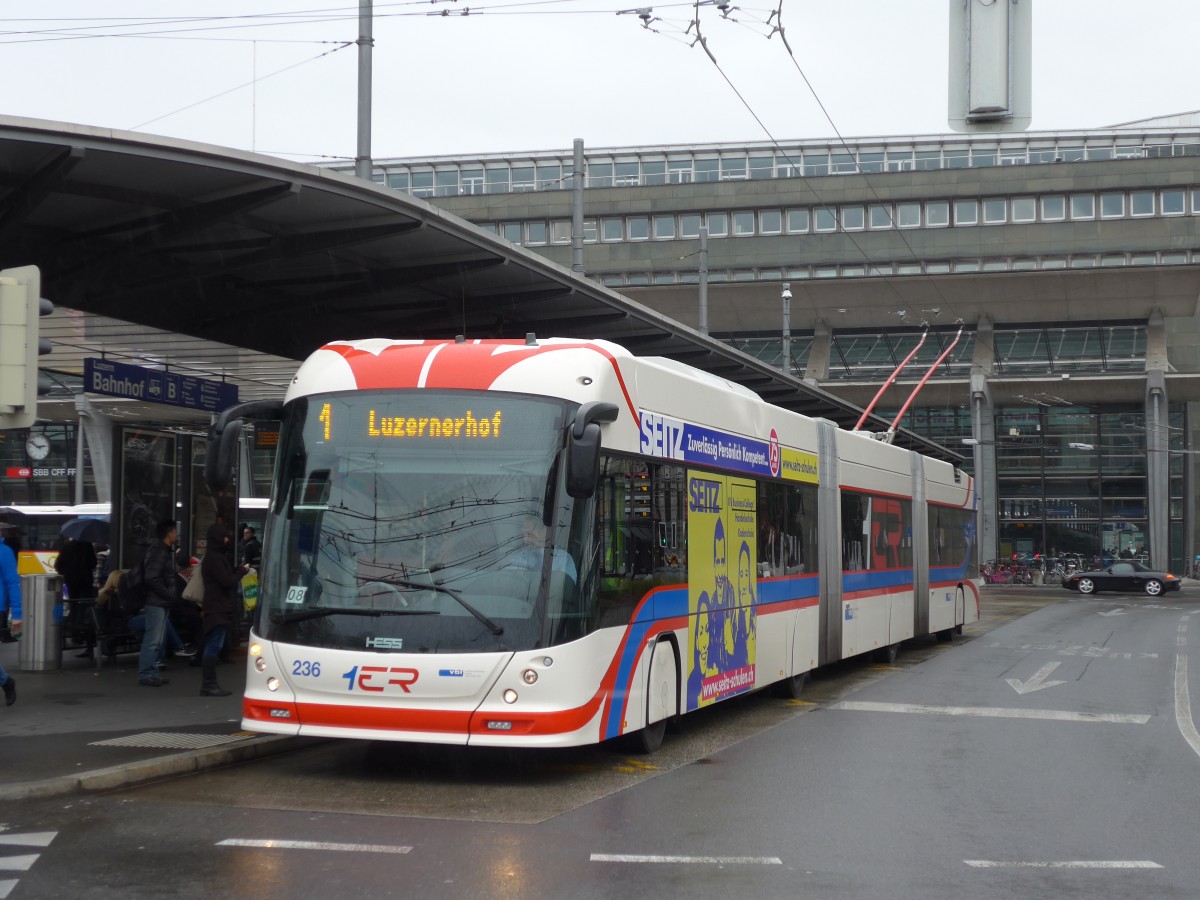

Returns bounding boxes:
[354,0,374,181]
[697,226,708,335]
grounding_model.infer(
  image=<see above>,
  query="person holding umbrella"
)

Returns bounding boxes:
[56,534,99,659]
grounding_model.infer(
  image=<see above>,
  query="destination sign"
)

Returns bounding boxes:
[84,358,238,412]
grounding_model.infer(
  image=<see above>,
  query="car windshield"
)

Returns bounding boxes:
[257,390,594,653]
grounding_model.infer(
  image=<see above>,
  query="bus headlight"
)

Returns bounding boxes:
[522,669,538,685]
[267,677,280,692]
[255,657,267,672]
[502,689,518,704]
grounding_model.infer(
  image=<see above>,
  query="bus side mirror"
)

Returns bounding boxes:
[205,399,284,494]
[566,401,619,499]
[567,423,603,499]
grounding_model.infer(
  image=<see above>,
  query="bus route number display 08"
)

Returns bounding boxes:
[316,402,506,443]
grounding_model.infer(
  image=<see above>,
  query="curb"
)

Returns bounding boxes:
[0,735,316,802]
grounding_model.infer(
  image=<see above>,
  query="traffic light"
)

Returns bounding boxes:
[0,265,53,429]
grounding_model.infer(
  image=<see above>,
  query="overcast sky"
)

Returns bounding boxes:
[1,1,1196,163]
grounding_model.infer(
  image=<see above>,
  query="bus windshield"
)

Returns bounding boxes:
[258,390,594,654]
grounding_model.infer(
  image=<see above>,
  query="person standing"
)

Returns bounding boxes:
[238,526,262,568]
[0,537,22,705]
[55,537,97,600]
[137,520,178,688]
[198,523,248,697]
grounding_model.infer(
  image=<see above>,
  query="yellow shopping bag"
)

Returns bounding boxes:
[241,568,259,612]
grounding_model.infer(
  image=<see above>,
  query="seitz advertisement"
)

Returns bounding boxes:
[686,469,758,711]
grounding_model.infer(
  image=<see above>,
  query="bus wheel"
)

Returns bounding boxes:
[772,671,808,699]
[874,643,900,664]
[936,628,954,642]
[623,717,667,754]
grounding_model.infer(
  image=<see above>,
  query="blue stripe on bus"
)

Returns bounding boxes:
[842,570,914,593]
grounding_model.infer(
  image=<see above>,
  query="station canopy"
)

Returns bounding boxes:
[0,117,959,461]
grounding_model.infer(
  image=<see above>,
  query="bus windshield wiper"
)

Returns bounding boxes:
[271,605,440,625]
[386,578,505,636]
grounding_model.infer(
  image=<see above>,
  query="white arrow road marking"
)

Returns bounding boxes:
[592,854,782,865]
[1007,661,1068,694]
[0,857,37,872]
[0,878,17,899]
[965,860,1161,869]
[1098,609,1128,617]
[217,839,411,854]
[0,834,55,848]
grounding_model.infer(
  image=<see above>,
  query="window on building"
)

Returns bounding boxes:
[786,209,810,233]
[1011,197,1036,222]
[628,216,649,240]
[653,215,676,239]
[537,164,562,189]
[759,210,782,234]
[500,222,521,243]
[485,167,509,194]
[804,153,830,176]
[982,198,1006,224]
[1161,189,1185,215]
[668,159,692,184]
[926,201,950,227]
[749,156,774,179]
[1100,192,1125,218]
[953,199,978,225]
[550,220,572,244]
[695,159,720,182]
[525,221,547,244]
[588,163,613,188]
[511,166,535,191]
[815,207,837,232]
[841,206,865,230]
[614,162,639,186]
[720,157,748,180]
[869,204,894,228]
[896,202,921,227]
[859,152,885,173]
[1130,191,1155,216]
[680,214,702,239]
[461,169,483,195]
[832,152,857,173]
[601,217,623,241]
[1041,195,1066,221]
[386,171,409,191]
[643,161,667,185]
[1192,188,1200,214]
[707,212,729,237]
[1070,194,1095,219]
[733,211,756,235]
[971,149,997,167]
[944,149,970,168]
[411,171,434,198]
[583,218,597,243]
[435,171,460,197]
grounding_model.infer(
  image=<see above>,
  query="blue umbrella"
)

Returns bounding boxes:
[59,517,110,545]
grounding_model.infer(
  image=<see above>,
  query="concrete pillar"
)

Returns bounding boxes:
[1145,309,1170,570]
[970,314,997,563]
[804,319,832,385]
[74,394,113,504]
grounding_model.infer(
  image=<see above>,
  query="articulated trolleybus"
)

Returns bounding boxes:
[208,337,979,752]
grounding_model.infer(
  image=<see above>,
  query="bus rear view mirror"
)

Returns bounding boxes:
[205,399,284,494]
[566,401,619,499]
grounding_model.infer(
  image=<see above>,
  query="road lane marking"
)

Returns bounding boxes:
[0,834,55,848]
[1006,661,1067,695]
[965,860,1162,869]
[830,701,1150,724]
[0,878,16,899]
[217,839,412,854]
[0,857,38,872]
[1174,654,1200,760]
[591,854,782,865]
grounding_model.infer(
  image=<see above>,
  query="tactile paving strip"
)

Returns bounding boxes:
[89,732,256,750]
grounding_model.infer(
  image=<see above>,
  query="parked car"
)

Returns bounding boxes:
[1061,561,1181,596]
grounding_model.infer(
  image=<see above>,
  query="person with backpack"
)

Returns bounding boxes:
[137,520,180,688]
[0,536,21,706]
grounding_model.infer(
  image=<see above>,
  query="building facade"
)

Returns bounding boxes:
[338,122,1200,571]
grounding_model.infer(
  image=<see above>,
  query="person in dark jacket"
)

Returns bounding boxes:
[137,520,179,687]
[55,537,97,600]
[198,523,249,697]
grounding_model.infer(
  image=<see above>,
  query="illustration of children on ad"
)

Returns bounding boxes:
[687,471,757,710]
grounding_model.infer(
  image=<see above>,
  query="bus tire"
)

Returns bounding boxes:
[772,671,808,699]
[623,717,667,754]
[936,628,954,642]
